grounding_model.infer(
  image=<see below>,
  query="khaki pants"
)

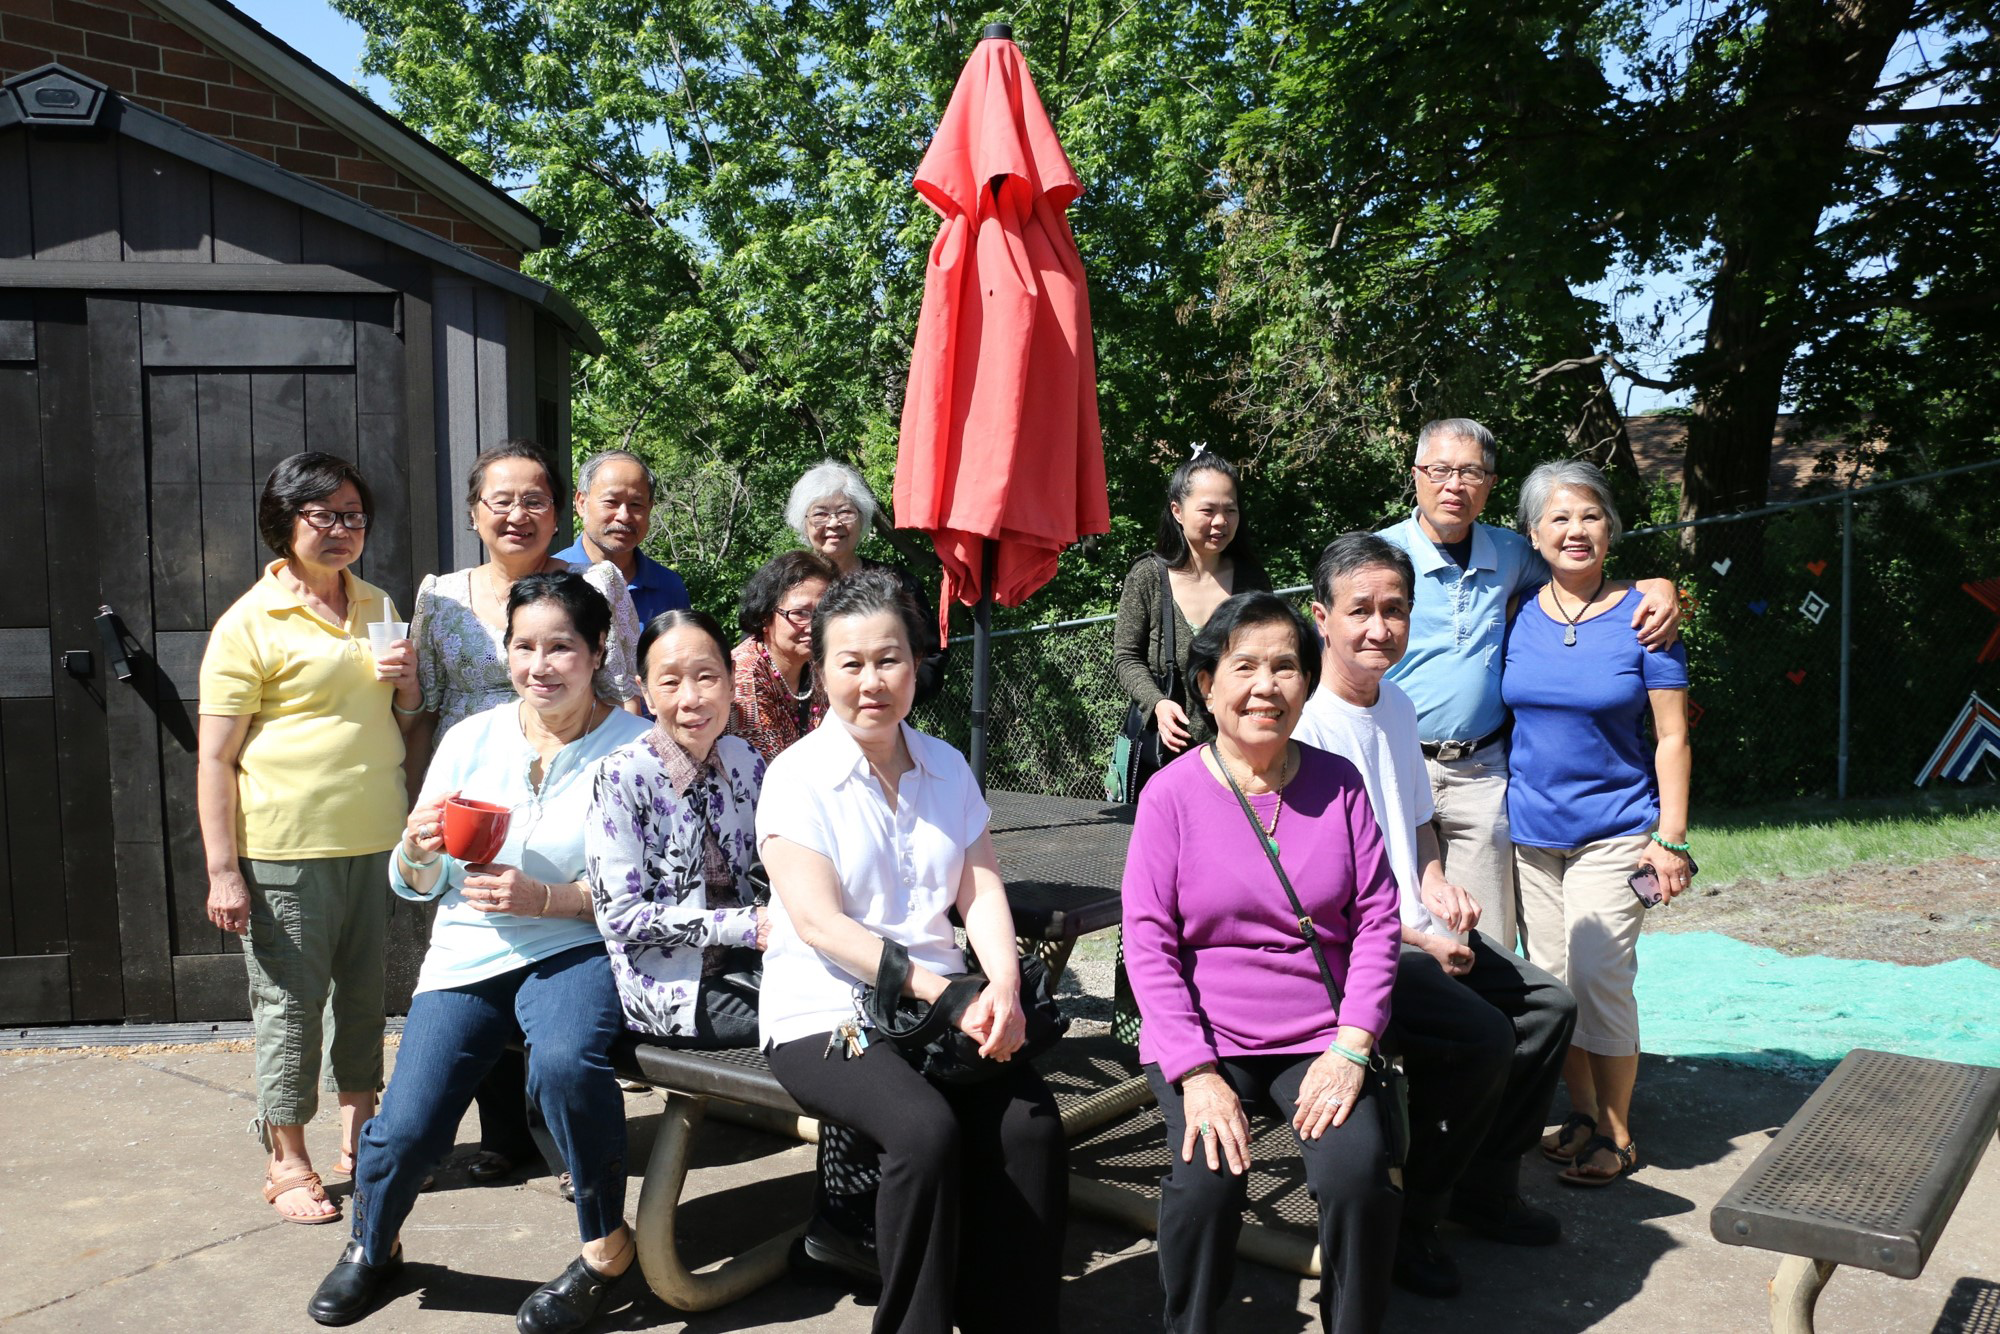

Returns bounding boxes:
[1425,740,1518,952]
[1514,835,1651,1056]
[242,852,389,1135]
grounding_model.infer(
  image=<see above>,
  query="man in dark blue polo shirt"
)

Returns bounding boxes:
[554,449,691,629]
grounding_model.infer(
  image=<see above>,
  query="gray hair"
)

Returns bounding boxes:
[785,459,879,538]
[1312,531,1415,607]
[1518,460,1624,545]
[1415,418,1498,473]
[576,449,657,503]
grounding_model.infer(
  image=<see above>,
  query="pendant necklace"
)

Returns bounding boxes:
[1552,576,1607,647]
[1228,750,1293,853]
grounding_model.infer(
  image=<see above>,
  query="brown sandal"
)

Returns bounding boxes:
[264,1166,341,1224]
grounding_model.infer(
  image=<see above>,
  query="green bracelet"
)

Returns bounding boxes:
[1650,832,1692,855]
[396,843,439,871]
[1328,1042,1370,1067]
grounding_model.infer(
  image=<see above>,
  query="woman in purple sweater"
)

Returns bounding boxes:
[1123,591,1404,1334]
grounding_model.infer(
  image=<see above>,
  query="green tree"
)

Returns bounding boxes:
[333,0,1261,616]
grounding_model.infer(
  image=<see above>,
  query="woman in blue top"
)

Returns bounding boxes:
[308,573,650,1333]
[1502,461,1691,1189]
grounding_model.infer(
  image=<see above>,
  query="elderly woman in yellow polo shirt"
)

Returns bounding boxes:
[197,452,422,1226]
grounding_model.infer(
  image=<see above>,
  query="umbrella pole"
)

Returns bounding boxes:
[969,543,998,791]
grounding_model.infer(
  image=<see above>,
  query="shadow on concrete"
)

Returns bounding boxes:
[1934,1277,2000,1334]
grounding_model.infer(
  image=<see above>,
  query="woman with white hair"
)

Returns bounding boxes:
[1503,460,1691,1189]
[785,459,947,703]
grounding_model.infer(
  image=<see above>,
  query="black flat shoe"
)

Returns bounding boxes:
[515,1253,622,1334]
[792,1208,881,1290]
[1448,1191,1562,1246]
[307,1239,402,1326]
[465,1150,519,1184]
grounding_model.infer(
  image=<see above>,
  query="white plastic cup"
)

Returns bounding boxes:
[367,620,409,658]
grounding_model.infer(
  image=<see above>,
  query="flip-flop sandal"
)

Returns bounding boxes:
[1540,1112,1597,1164]
[1558,1135,1638,1188]
[264,1167,342,1224]
[327,1153,357,1179]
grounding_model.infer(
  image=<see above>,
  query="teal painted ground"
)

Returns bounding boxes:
[1636,931,2000,1071]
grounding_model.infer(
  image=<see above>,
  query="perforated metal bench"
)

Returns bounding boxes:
[1710,1047,2000,1333]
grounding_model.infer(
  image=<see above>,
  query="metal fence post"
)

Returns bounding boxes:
[1837,492,1854,800]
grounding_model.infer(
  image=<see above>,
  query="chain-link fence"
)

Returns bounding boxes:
[916,459,2000,806]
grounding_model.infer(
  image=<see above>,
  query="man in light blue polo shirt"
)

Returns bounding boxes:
[1379,419,1677,950]
[553,449,691,629]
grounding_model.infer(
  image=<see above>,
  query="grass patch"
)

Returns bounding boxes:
[1692,787,2000,886]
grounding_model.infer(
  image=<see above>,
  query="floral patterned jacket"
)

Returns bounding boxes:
[586,729,765,1039]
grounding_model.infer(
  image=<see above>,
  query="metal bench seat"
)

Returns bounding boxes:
[1710,1047,2000,1332]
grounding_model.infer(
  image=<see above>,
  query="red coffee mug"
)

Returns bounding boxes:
[442,797,512,864]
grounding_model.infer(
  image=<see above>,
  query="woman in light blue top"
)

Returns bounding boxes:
[309,573,649,1334]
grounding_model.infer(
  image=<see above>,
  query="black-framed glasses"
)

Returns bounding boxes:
[299,509,372,531]
[1416,463,1492,484]
[478,493,555,517]
[774,605,815,628]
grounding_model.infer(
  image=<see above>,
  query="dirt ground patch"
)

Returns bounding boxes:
[1647,853,2000,967]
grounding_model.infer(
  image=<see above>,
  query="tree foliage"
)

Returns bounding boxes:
[335,0,1996,620]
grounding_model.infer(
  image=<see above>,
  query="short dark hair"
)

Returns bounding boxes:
[1154,450,1260,573]
[504,571,611,657]
[1184,591,1322,733]
[810,566,926,670]
[466,439,561,513]
[1313,532,1415,607]
[257,452,373,558]
[638,609,733,678]
[737,550,838,641]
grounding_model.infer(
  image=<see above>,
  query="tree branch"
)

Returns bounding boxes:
[1528,352,1688,393]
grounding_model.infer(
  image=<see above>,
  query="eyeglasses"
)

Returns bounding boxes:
[479,493,555,517]
[806,506,859,526]
[774,606,816,628]
[1416,463,1493,485]
[299,509,372,531]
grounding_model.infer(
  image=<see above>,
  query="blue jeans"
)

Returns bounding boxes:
[350,945,626,1263]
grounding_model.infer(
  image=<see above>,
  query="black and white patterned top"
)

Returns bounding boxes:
[586,729,765,1039]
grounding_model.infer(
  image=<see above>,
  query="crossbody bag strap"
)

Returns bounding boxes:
[1156,556,1177,700]
[1210,742,1344,1016]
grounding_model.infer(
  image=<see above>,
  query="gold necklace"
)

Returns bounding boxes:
[1226,748,1293,842]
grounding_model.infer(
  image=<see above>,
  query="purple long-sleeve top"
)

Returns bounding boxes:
[1122,744,1402,1085]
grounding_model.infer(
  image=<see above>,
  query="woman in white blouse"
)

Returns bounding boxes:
[758,569,1066,1334]
[307,573,648,1334]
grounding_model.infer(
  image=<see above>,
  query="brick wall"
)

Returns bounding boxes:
[0,0,523,269]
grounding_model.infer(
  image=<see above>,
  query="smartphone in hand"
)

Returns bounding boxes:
[1629,857,1699,908]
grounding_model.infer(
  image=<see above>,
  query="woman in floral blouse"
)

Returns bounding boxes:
[729,550,835,763]
[588,610,770,1044]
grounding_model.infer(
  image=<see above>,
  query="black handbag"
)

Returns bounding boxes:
[862,938,1069,1086]
[1108,557,1178,805]
[1212,744,1412,1176]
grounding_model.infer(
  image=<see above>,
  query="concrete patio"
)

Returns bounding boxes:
[2,1038,1995,1333]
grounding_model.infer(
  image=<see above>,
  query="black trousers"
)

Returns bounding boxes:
[769,1035,1067,1334]
[1387,935,1577,1221]
[1146,1055,1401,1334]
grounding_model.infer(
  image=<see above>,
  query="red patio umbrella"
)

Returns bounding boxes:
[894,24,1109,783]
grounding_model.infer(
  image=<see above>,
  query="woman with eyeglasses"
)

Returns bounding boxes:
[786,459,947,704]
[406,438,645,1189]
[730,551,836,762]
[197,452,421,1225]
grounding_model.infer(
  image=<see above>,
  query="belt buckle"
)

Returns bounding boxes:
[1439,738,1476,762]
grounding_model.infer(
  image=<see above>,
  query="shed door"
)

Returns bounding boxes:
[0,292,409,1024]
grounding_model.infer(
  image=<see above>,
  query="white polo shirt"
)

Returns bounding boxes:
[1294,680,1443,937]
[755,718,991,1049]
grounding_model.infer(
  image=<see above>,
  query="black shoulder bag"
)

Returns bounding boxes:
[1109,558,1178,804]
[1212,744,1411,1176]
[862,938,1069,1086]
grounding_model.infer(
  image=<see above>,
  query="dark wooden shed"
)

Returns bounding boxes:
[0,57,600,1026]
